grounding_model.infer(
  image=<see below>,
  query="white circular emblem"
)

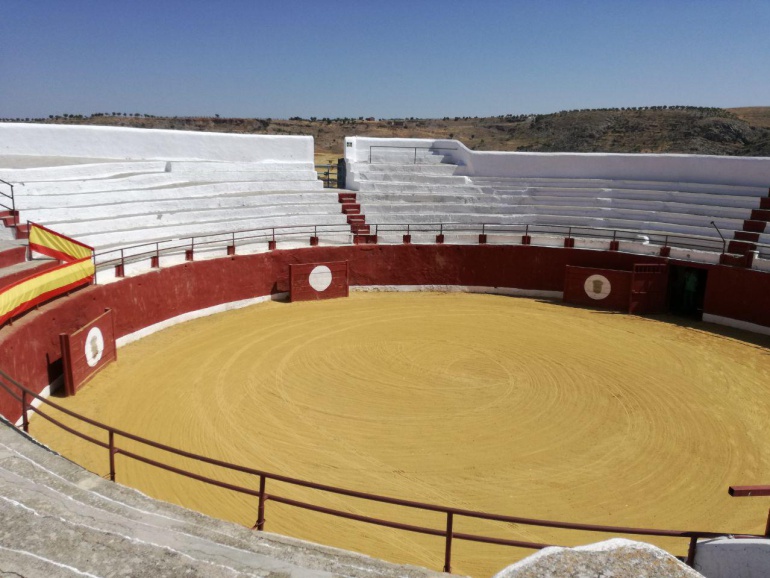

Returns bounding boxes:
[308,265,333,292]
[584,274,612,300]
[85,327,105,367]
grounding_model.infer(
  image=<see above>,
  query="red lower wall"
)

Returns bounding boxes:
[0,244,766,421]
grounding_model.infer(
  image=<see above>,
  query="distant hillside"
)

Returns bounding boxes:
[3,106,769,159]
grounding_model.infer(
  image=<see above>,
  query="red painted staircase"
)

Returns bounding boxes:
[0,210,29,239]
[721,187,770,267]
[339,192,377,244]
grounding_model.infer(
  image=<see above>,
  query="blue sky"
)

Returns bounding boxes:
[2,0,769,119]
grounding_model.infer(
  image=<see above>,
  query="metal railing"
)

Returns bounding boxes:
[0,367,764,572]
[88,220,770,285]
[92,223,353,279]
[0,178,15,215]
[368,146,457,164]
[314,164,339,188]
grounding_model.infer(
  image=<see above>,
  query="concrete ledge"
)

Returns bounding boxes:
[703,313,770,337]
[694,537,770,578]
[0,123,314,162]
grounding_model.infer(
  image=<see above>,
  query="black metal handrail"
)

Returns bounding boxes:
[368,145,457,164]
[1,366,764,573]
[0,178,15,215]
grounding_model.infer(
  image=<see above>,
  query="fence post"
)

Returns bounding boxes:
[108,430,116,481]
[765,509,770,537]
[685,535,698,567]
[255,475,267,530]
[443,512,454,573]
[21,390,29,433]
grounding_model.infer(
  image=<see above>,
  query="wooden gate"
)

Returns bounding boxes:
[629,264,668,314]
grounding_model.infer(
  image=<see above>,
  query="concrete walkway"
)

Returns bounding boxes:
[0,420,451,578]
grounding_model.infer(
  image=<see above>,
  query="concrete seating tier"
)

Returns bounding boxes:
[347,151,767,256]
[0,161,169,182]
[73,212,349,252]
[469,176,769,198]
[6,153,328,257]
[19,190,340,219]
[350,172,472,185]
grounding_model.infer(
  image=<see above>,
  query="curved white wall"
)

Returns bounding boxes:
[345,137,770,188]
[0,123,314,163]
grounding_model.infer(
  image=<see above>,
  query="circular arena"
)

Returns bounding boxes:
[2,126,770,577]
[28,291,770,577]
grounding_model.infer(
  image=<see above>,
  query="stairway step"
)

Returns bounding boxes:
[347,215,366,224]
[750,209,770,222]
[0,245,26,268]
[354,234,378,245]
[351,224,370,234]
[734,231,761,242]
[728,240,756,254]
[342,204,361,214]
[720,253,751,267]
[15,224,29,240]
[338,192,356,203]
[742,220,767,233]
[760,197,770,210]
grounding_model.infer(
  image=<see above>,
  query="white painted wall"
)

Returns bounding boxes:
[0,123,314,163]
[345,137,770,188]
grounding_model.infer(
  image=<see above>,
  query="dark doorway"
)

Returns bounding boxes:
[668,265,708,319]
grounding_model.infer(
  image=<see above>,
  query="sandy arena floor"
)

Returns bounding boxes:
[31,293,770,577]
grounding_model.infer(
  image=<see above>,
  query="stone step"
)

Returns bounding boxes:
[760,197,770,210]
[750,209,770,222]
[0,243,26,268]
[743,220,767,233]
[728,240,756,254]
[734,231,761,242]
[338,192,357,203]
[349,162,460,175]
[720,252,752,267]
[341,204,361,214]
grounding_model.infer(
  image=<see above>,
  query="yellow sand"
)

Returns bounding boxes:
[31,293,770,577]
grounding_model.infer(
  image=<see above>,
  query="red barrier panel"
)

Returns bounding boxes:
[563,266,632,312]
[60,308,117,396]
[289,261,349,302]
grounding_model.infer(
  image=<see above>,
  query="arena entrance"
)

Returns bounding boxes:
[667,265,709,319]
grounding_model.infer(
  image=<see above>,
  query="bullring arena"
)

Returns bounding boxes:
[2,124,770,577]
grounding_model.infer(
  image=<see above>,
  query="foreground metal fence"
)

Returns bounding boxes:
[1,368,765,572]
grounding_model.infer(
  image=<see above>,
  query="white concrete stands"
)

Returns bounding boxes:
[343,137,770,254]
[0,123,313,162]
[345,136,770,187]
[0,125,353,281]
[694,537,770,578]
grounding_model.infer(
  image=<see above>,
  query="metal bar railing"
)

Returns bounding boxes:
[367,146,457,164]
[0,178,14,214]
[314,164,338,188]
[88,219,770,282]
[0,366,763,573]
